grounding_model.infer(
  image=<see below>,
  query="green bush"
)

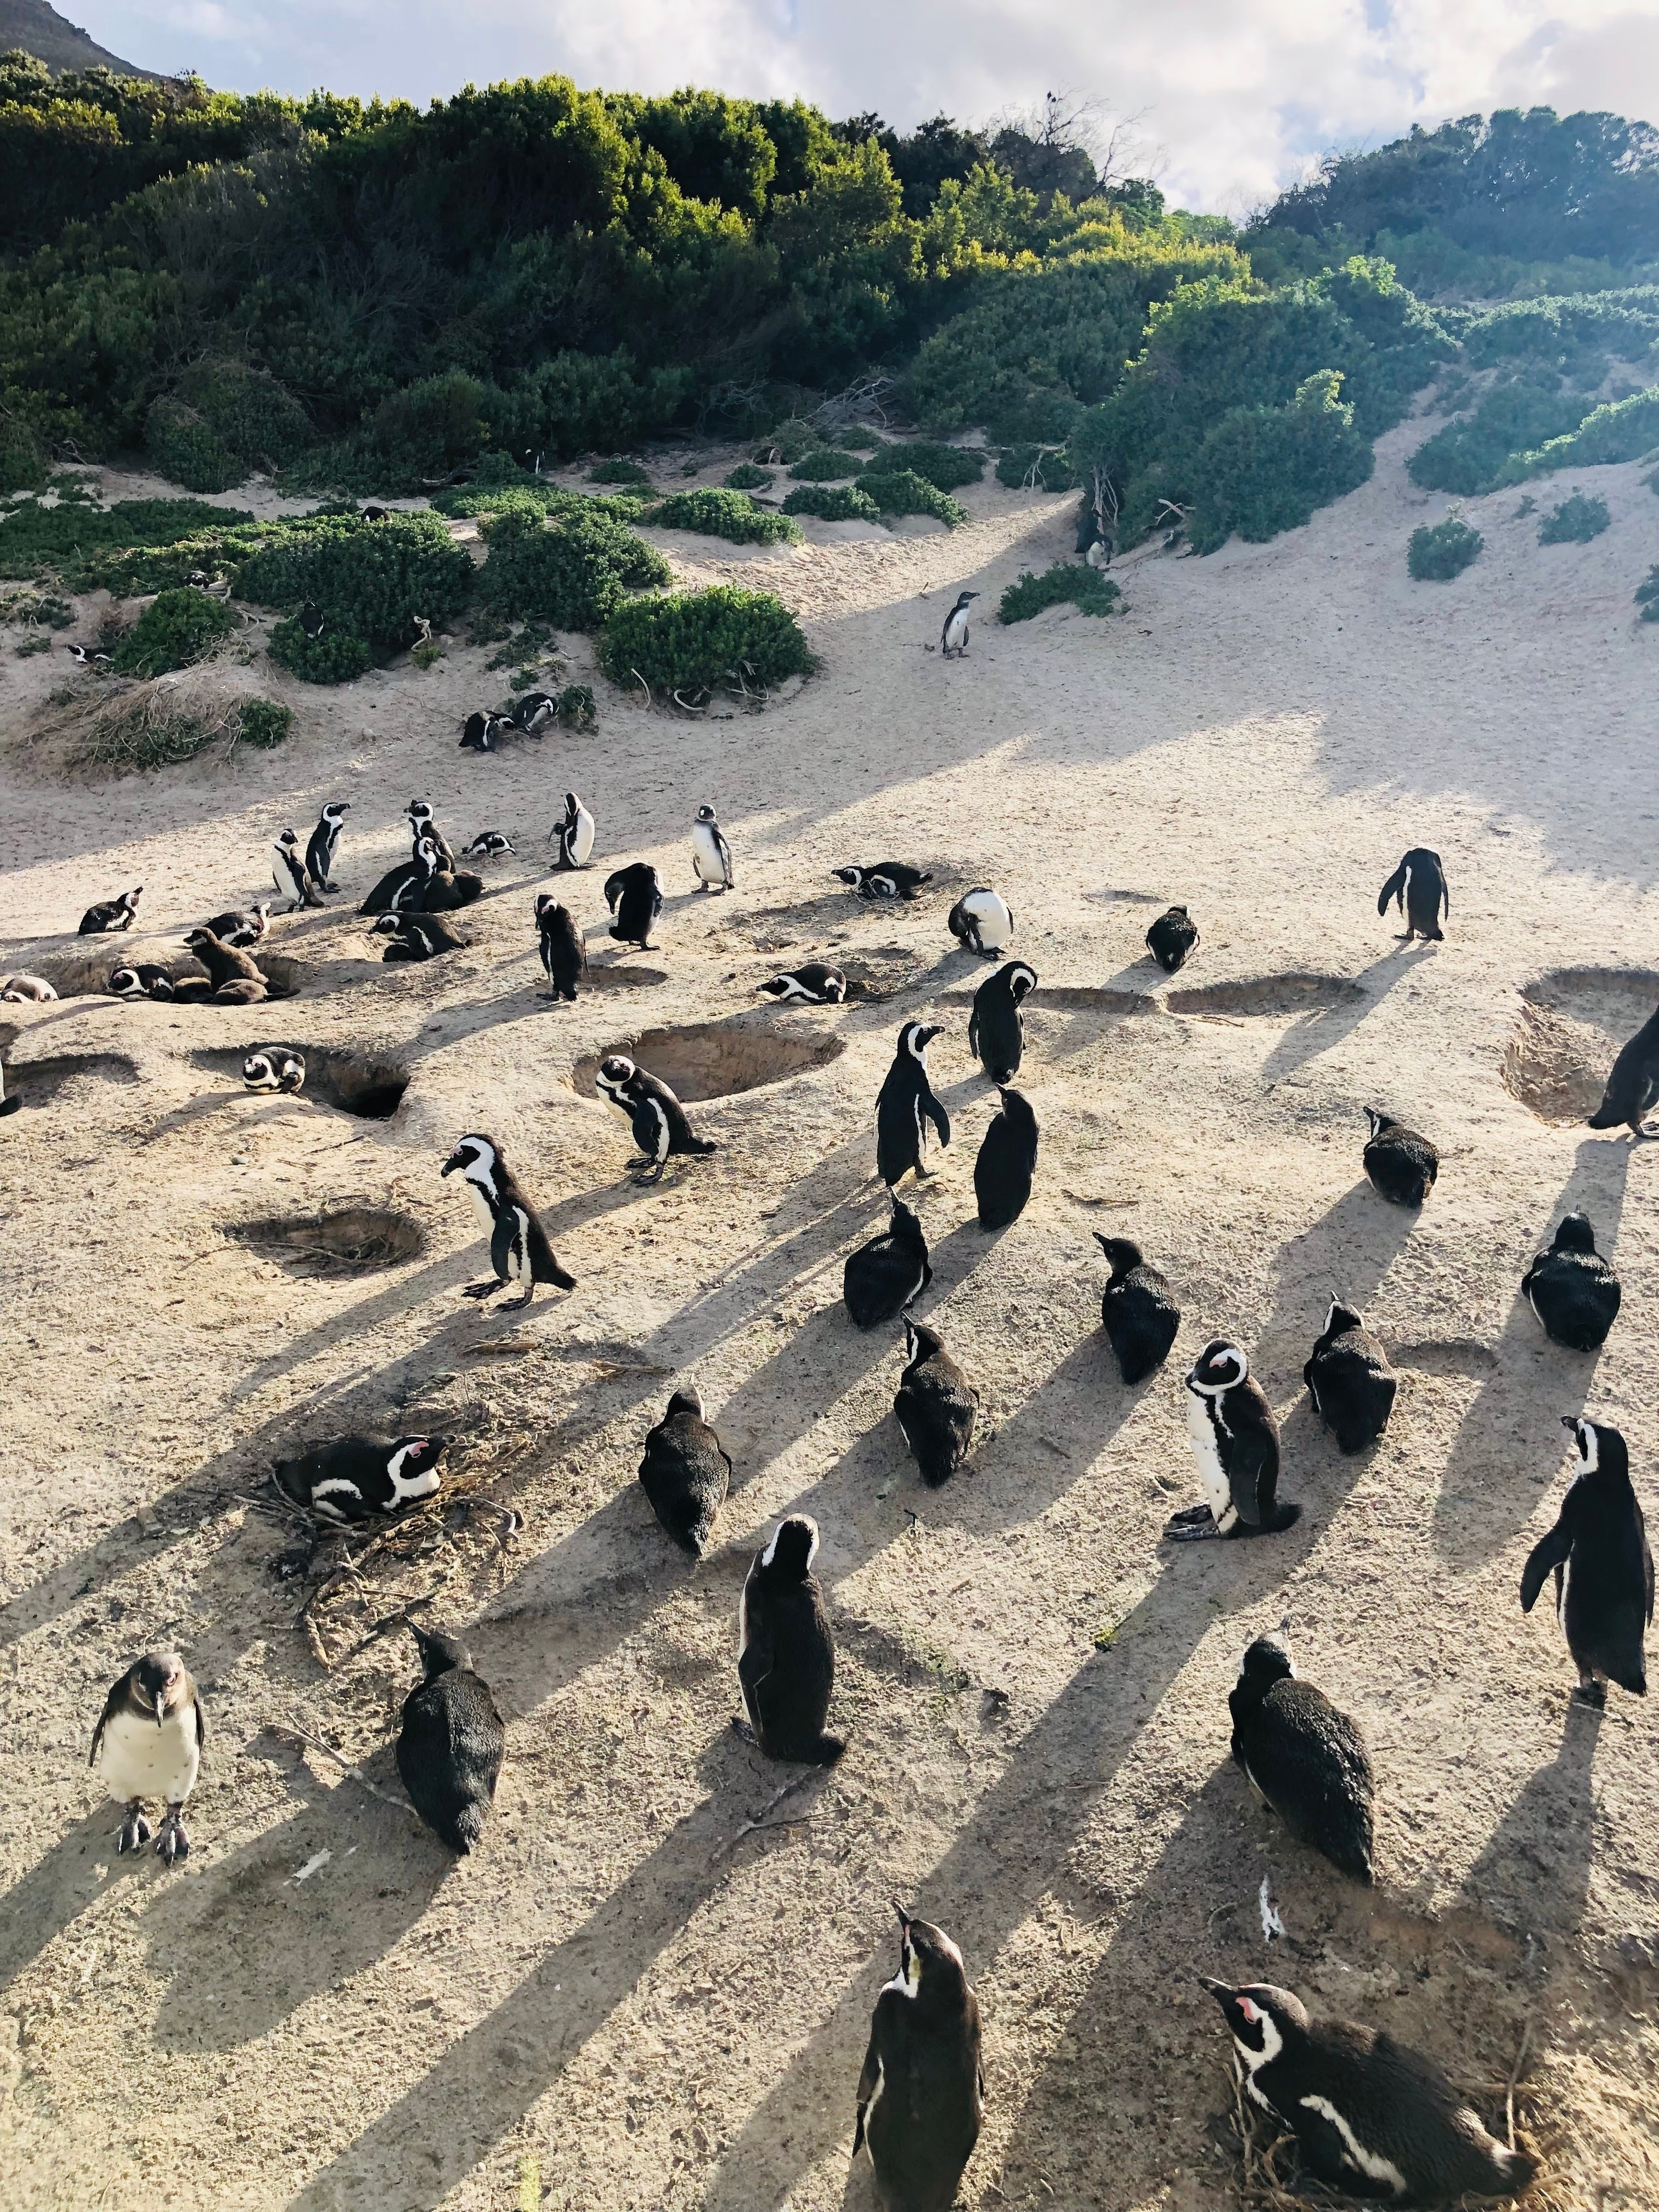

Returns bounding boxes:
[180,362,314,472]
[362,372,535,479]
[144,397,243,494]
[267,619,373,682]
[0,587,73,627]
[236,512,475,657]
[998,563,1122,621]
[1498,385,1659,481]
[1188,370,1375,554]
[478,500,669,628]
[0,413,47,495]
[995,444,1082,490]
[648,489,803,543]
[556,682,596,727]
[754,418,819,464]
[781,483,882,521]
[239,697,292,746]
[599,584,814,700]
[788,448,858,481]
[113,587,234,675]
[429,480,646,524]
[588,458,653,486]
[854,469,967,524]
[1538,490,1611,543]
[0,495,255,585]
[884,441,984,490]
[1408,375,1598,495]
[836,426,887,452]
[1635,565,1659,621]
[724,462,773,489]
[1408,514,1483,580]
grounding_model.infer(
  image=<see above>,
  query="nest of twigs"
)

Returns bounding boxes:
[23,646,265,775]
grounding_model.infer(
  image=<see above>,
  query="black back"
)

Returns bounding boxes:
[844,1199,932,1329]
[272,1434,447,1521]
[1096,1236,1181,1383]
[1229,1637,1375,1881]
[638,1390,731,1555]
[857,1913,983,2212]
[895,1323,977,1487]
[396,1625,505,1853]
[605,862,662,946]
[876,1027,949,1187]
[1376,847,1448,935]
[1522,1212,1621,1350]
[535,896,586,1000]
[1304,1301,1396,1453]
[1145,905,1199,973]
[974,1087,1037,1228]
[1588,1002,1659,1130]
[740,1519,842,1762]
[1521,1423,1652,1691]
[967,961,1035,1081]
[1362,1111,1438,1206]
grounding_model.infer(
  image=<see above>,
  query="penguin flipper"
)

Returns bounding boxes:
[489,1209,526,1289]
[924,1093,951,1150]
[1376,863,1405,917]
[737,1620,775,1707]
[852,2034,882,2158]
[1228,1430,1278,1528]
[1520,1516,1572,1612]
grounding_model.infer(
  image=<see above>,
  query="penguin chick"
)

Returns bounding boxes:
[411,840,484,912]
[396,1623,505,1854]
[1146,905,1199,974]
[78,887,142,935]
[637,1385,731,1556]
[1229,1635,1375,1882]
[1376,847,1449,941]
[242,1048,306,1096]
[273,1435,448,1523]
[1172,1339,1299,1542]
[844,1197,932,1330]
[1521,1416,1651,1706]
[1094,1235,1181,1384]
[968,960,1036,1082]
[441,1132,575,1310]
[832,861,932,900]
[758,962,846,1005]
[0,974,58,1002]
[1362,1109,1438,1207]
[1587,1000,1659,1139]
[89,1651,204,1864]
[876,1022,949,1188]
[946,887,1014,958]
[462,831,516,859]
[974,1086,1037,1230]
[594,1056,716,1183]
[604,861,663,951]
[940,588,979,659]
[534,894,585,1001]
[1522,1213,1621,1351]
[738,1515,844,1763]
[181,928,268,993]
[855,1906,983,2212]
[550,791,595,871]
[691,803,735,893]
[214,978,268,1004]
[1304,1300,1397,1454]
[1201,1979,1537,2203]
[894,1319,977,1488]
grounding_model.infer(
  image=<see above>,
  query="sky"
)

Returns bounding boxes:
[72,0,1659,212]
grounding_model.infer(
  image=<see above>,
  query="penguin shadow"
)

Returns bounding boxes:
[134,1089,303,1148]
[0,1807,148,1994]
[1252,1178,1421,1384]
[1259,946,1417,1088]
[1431,1138,1634,1570]
[1460,1704,1604,1942]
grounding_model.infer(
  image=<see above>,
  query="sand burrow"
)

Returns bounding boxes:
[1503,968,1659,1123]
[35,943,305,1000]
[223,1205,425,1279]
[192,1043,410,1118]
[571,1018,846,1103]
[2,1051,138,1105]
[1165,973,1365,1017]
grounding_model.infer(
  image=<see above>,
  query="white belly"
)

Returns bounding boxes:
[973,901,1011,949]
[571,810,595,865]
[99,1705,199,1807]
[1185,1394,1234,1525]
[464,1181,495,1233]
[691,825,727,882]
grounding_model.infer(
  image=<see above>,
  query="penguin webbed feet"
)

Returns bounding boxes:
[462,1279,501,1300]
[730,1717,757,1745]
[1163,1505,1220,1543]
[115,1803,151,1854]
[1572,1677,1607,1709]
[499,1288,534,1313]
[155,1808,190,1866]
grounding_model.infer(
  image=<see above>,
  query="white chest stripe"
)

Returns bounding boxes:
[861,2057,884,2154]
[1298,2096,1408,2193]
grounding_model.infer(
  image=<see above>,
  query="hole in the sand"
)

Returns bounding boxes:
[1504,969,1659,1124]
[584,963,669,994]
[191,1044,410,1118]
[1165,973,1364,1018]
[572,1018,845,1103]
[838,949,924,1001]
[938,983,1148,1015]
[224,1206,425,1279]
[3,1051,138,1104]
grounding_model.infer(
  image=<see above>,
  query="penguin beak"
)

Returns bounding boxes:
[1198,1975,1234,2004]
[919,1025,942,1047]
[439,1149,463,1177]
[892,1901,911,1931]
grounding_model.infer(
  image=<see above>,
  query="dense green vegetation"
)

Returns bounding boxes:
[780,483,881,521]
[648,488,802,543]
[998,563,1122,621]
[476,498,670,627]
[598,585,815,701]
[1538,490,1611,543]
[1636,565,1659,620]
[853,469,966,524]
[112,585,233,674]
[1408,514,1483,580]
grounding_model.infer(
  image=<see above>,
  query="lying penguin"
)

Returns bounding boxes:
[1228,1634,1375,1882]
[396,1623,505,1854]
[273,1435,448,1523]
[242,1049,305,1096]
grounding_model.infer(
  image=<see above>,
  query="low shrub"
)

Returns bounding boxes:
[0,588,74,628]
[238,698,292,746]
[998,563,1122,622]
[788,449,859,481]
[179,362,315,473]
[0,414,48,496]
[753,417,819,464]
[996,444,1082,490]
[478,502,670,628]
[781,483,882,522]
[57,665,278,771]
[854,470,966,525]
[885,442,985,491]
[589,458,653,486]
[15,632,50,656]
[112,588,234,676]
[1408,514,1483,580]
[836,426,887,452]
[236,512,475,658]
[144,397,243,495]
[556,683,596,728]
[599,584,815,702]
[0,496,252,585]
[1635,565,1659,621]
[1498,385,1659,481]
[1188,371,1374,554]
[648,489,802,544]
[1408,375,1595,495]
[267,619,373,682]
[430,481,647,523]
[724,463,773,490]
[1538,491,1610,544]
[411,637,444,670]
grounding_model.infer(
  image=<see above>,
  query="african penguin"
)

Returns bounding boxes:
[360,505,388,523]
[757,962,847,1005]
[298,600,325,640]
[1171,1339,1299,1541]
[410,838,484,913]
[593,1055,716,1183]
[638,1386,731,1556]
[947,887,1014,958]
[974,1086,1037,1229]
[534,894,586,1001]
[462,831,516,860]
[832,861,932,900]
[690,803,735,893]
[1304,1300,1397,1454]
[90,1651,204,1864]
[272,828,324,911]
[360,848,431,913]
[1095,1236,1181,1384]
[1376,847,1448,942]
[968,961,1036,1082]
[242,1049,306,1096]
[604,861,663,951]
[0,974,58,1002]
[205,904,270,948]
[304,802,350,893]
[895,1319,977,1488]
[737,1515,843,1764]
[406,802,455,870]
[1522,1213,1621,1350]
[441,1132,575,1310]
[1587,1000,1659,1139]
[273,1435,448,1523]
[876,1022,950,1187]
[78,887,141,935]
[396,1622,505,1854]
[1229,1635,1376,1883]
[855,1906,983,2212]
[1146,905,1199,974]
[459,710,516,753]
[181,928,269,995]
[65,642,112,667]
[940,588,979,659]
[108,964,170,999]
[1521,1416,1651,1706]
[845,1197,932,1330]
[1200,1979,1537,2203]
[1362,1109,1438,1207]
[510,692,556,734]
[551,791,596,871]
[371,911,467,961]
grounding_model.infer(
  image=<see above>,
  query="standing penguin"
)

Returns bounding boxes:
[690,803,735,894]
[1522,1213,1622,1350]
[845,1197,932,1330]
[738,1515,843,1764]
[89,1652,204,1864]
[535,894,586,1001]
[78,887,142,935]
[758,962,847,1005]
[1145,905,1199,974]
[1376,847,1449,941]
[637,1386,731,1556]
[407,800,455,870]
[273,1434,448,1523]
[855,1907,984,2212]
[594,1054,717,1183]
[305,802,351,893]
[876,1022,950,1188]
[968,961,1036,1082]
[1587,1001,1659,1139]
[939,588,979,659]
[605,861,663,951]
[1522,1416,1651,1706]
[974,1087,1038,1229]
[1363,1108,1438,1207]
[272,828,324,911]
[550,791,596,871]
[947,887,1014,958]
[894,1319,977,1487]
[242,1049,306,1096]
[1171,1339,1299,1542]
[1228,1635,1376,1882]
[1200,1979,1537,2204]
[396,1623,505,1854]
[440,1132,575,1310]
[1095,1236,1181,1384]
[1304,1300,1397,1454]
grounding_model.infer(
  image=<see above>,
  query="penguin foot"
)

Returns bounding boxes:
[1572,1680,1607,1709]
[1164,1506,1220,1542]
[500,1288,534,1313]
[462,1280,501,1300]
[730,1718,757,1745]
[116,1804,151,1854]
[156,1810,190,1865]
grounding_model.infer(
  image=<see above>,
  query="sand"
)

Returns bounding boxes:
[1,416,1657,2212]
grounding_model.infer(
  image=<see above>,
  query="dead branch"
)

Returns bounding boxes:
[270,1722,415,1814]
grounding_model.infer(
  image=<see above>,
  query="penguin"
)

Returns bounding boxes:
[273,1434,448,1523]
[968,961,1036,1082]
[844,1197,932,1330]
[691,803,735,893]
[1522,1212,1621,1351]
[1229,1635,1376,1882]
[406,801,455,870]
[1587,1001,1659,1139]
[510,692,555,735]
[1095,1235,1181,1384]
[1304,1300,1397,1454]
[181,928,268,994]
[1363,1108,1438,1207]
[184,569,212,588]
[854,1906,983,2212]
[1200,1979,1538,2204]
[605,861,663,951]
[459,710,515,752]
[213,978,268,1005]
[1171,1339,1299,1542]
[594,1054,717,1183]
[535,894,585,1001]
[894,1318,977,1487]
[272,828,324,911]
[358,847,429,916]
[551,791,596,870]
[1376,847,1448,941]
[396,1622,505,1854]
[65,642,112,667]
[462,831,516,860]
[371,912,467,962]
[832,862,932,900]
[1521,1415,1651,1706]
[441,1132,574,1310]
[89,1652,204,1864]
[876,1022,949,1188]
[758,962,847,1005]
[108,964,178,1000]
[398,837,483,913]
[637,1385,731,1556]
[0,974,58,1002]
[940,589,979,659]
[204,903,270,948]
[242,1048,306,1096]
[360,505,389,523]
[974,1086,1038,1229]
[0,1064,18,1118]
[78,887,141,935]
[304,801,351,893]
[1146,905,1199,974]
[738,1514,844,1764]
[298,600,325,640]
[947,887,1014,958]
